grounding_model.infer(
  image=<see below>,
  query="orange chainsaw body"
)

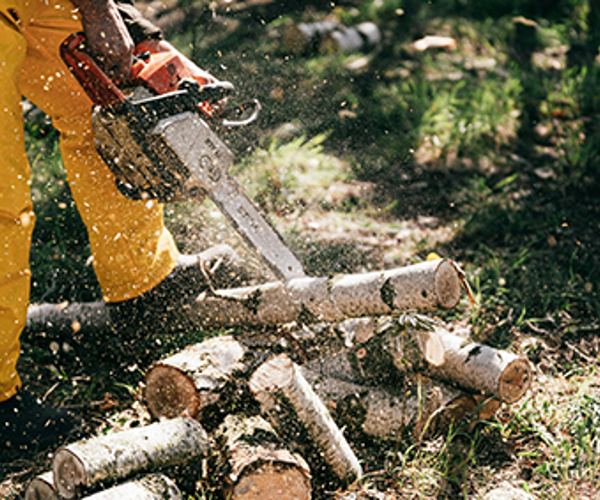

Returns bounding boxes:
[60,33,210,107]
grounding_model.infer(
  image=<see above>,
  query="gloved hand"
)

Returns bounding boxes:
[71,0,134,79]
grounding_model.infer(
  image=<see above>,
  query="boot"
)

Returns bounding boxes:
[0,389,83,458]
[108,244,247,335]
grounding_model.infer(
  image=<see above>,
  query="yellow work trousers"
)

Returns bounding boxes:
[0,0,180,402]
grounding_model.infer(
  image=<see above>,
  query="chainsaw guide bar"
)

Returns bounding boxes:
[61,32,305,281]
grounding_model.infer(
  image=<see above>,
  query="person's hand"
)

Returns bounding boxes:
[71,0,134,79]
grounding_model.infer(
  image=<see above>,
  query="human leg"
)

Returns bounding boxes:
[19,0,246,332]
[0,1,31,404]
[0,0,80,453]
[18,0,180,304]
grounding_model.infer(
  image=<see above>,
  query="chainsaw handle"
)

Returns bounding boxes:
[219,99,261,127]
[178,79,234,104]
[60,33,127,107]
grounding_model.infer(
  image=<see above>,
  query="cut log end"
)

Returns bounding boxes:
[144,364,201,419]
[248,355,294,394]
[217,414,311,500]
[231,462,311,500]
[498,358,532,403]
[419,330,446,366]
[475,396,502,420]
[24,472,57,500]
[52,448,86,500]
[434,260,463,310]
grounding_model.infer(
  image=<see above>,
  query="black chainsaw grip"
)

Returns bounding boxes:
[177,79,235,103]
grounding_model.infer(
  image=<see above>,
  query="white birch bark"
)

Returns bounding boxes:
[302,369,500,439]
[190,259,463,327]
[215,414,312,500]
[25,260,464,334]
[79,474,181,500]
[249,354,363,483]
[143,335,248,420]
[52,417,209,500]
[425,326,533,403]
[305,322,532,404]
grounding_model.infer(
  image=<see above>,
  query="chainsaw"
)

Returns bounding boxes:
[60,33,305,281]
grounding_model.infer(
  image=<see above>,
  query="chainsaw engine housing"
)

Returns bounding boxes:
[92,87,232,204]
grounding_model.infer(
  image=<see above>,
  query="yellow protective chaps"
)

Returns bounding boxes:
[0,0,179,401]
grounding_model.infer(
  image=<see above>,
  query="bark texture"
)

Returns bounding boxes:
[79,474,182,500]
[143,335,249,420]
[302,369,499,439]
[25,260,464,335]
[249,354,362,483]
[189,259,463,328]
[305,321,531,404]
[307,315,445,386]
[52,417,209,500]
[215,414,311,500]
[426,327,533,403]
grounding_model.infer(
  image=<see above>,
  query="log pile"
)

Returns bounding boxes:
[25,259,532,499]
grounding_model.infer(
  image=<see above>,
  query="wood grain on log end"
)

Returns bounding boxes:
[143,336,247,420]
[498,358,532,404]
[433,260,463,310]
[474,396,502,420]
[144,365,201,419]
[248,354,295,393]
[231,462,311,500]
[217,414,311,500]
[52,449,87,500]
[24,471,57,500]
[418,330,446,366]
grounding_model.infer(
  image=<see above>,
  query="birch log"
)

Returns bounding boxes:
[304,315,445,386]
[282,21,342,53]
[24,471,57,500]
[79,474,181,500]
[320,22,382,53]
[425,326,532,403]
[215,414,311,500]
[25,301,110,336]
[52,417,209,500]
[25,260,463,334]
[143,335,251,421]
[302,369,500,439]
[249,354,362,483]
[306,322,532,404]
[191,259,463,328]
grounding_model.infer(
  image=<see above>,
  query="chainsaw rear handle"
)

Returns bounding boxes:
[60,32,127,107]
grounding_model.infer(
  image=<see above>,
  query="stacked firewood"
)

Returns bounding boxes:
[25,259,532,499]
